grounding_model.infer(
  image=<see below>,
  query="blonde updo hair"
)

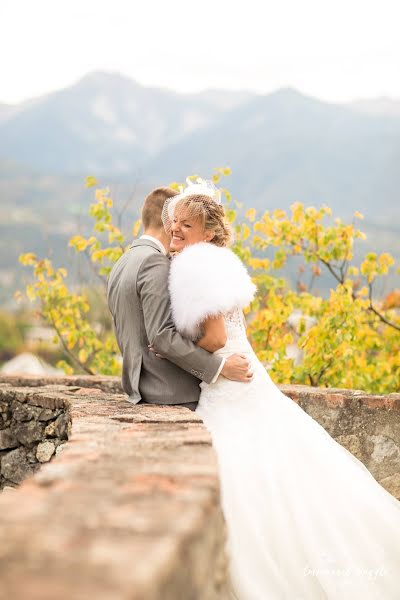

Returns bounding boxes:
[174,194,232,247]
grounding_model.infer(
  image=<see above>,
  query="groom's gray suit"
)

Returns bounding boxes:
[107,238,223,407]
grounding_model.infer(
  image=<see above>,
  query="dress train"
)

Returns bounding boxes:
[195,309,400,600]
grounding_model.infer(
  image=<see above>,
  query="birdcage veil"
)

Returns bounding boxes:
[161,177,223,233]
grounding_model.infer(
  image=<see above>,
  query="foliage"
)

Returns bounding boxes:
[15,178,140,375]
[233,198,400,393]
[0,309,28,362]
[16,171,400,392]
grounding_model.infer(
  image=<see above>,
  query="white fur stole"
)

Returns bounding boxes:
[169,242,257,340]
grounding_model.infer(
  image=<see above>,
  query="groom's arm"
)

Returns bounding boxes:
[137,253,223,384]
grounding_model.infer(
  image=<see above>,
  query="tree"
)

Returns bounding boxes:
[17,170,400,393]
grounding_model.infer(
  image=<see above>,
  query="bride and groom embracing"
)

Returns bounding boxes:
[107,179,400,599]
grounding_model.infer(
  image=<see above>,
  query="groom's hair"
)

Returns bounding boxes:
[142,187,178,231]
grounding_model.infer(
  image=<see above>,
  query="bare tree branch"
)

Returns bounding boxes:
[368,283,400,332]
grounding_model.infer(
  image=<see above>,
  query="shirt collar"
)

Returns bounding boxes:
[140,234,168,256]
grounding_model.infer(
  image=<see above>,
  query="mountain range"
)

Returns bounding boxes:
[0,72,252,174]
[1,72,400,219]
[0,71,399,305]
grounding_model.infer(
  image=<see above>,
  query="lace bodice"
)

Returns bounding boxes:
[215,307,254,358]
[224,306,247,335]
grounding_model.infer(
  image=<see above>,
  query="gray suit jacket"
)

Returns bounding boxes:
[107,238,223,405]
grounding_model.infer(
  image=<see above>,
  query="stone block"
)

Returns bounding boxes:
[0,447,39,484]
[10,399,42,422]
[0,428,18,450]
[11,420,45,448]
[36,441,56,463]
[53,413,71,440]
[38,407,63,421]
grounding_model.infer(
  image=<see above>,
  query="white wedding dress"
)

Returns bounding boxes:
[196,307,400,600]
[169,241,400,600]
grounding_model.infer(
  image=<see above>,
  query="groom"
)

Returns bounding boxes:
[107,186,252,411]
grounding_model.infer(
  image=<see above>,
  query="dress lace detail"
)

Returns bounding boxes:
[195,305,400,599]
[221,308,247,342]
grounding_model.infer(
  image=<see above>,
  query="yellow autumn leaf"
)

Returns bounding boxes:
[223,188,232,201]
[241,224,250,240]
[245,208,256,222]
[19,253,37,265]
[85,176,97,188]
[26,284,36,302]
[78,348,88,363]
[132,219,142,238]
[56,360,74,375]
[273,209,286,220]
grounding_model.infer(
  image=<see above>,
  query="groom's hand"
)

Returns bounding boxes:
[222,354,253,382]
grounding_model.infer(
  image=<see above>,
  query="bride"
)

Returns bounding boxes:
[161,178,400,599]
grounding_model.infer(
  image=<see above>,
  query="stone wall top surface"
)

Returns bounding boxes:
[0,375,399,599]
[1,374,398,410]
[0,378,229,600]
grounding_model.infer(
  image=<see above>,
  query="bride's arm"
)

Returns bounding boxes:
[196,315,227,353]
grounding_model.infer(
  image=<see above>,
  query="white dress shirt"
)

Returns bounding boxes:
[139,234,225,384]
[140,234,168,255]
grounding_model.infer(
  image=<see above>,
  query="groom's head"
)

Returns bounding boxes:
[142,187,178,249]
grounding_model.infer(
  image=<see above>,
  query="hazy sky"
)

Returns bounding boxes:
[1,0,399,104]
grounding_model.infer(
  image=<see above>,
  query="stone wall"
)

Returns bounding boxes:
[280,384,400,500]
[0,377,230,600]
[0,384,71,489]
[0,375,399,599]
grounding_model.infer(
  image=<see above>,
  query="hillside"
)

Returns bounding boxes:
[0,72,399,305]
[145,87,400,221]
[0,72,252,174]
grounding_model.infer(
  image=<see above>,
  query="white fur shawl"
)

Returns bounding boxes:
[169,242,257,340]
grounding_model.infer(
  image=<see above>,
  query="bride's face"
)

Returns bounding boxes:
[170,209,214,252]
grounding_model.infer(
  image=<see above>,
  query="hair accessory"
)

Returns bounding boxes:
[162,177,222,232]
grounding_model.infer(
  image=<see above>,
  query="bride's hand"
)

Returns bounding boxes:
[148,344,165,359]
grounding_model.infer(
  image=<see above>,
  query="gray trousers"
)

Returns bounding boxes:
[136,399,198,412]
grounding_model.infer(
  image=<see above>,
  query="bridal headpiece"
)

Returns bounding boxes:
[162,177,222,232]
